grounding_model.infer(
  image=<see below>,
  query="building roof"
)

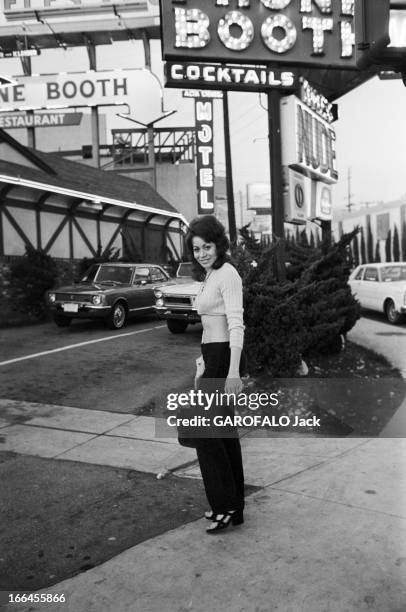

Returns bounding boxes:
[0,128,186,222]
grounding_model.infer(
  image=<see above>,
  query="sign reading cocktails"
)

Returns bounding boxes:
[159,0,357,69]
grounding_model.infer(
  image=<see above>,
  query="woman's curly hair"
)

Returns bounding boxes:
[185,215,231,281]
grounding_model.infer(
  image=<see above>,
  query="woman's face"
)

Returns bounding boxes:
[192,236,217,271]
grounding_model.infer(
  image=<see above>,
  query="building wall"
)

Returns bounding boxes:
[113,163,197,223]
[333,198,406,262]
[3,113,108,153]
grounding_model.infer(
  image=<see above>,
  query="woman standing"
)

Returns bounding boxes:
[185,215,245,534]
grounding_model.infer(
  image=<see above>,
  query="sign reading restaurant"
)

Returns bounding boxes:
[0,112,82,128]
[160,0,357,69]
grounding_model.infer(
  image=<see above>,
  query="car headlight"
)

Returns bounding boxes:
[156,298,164,307]
[48,293,56,303]
[154,290,163,299]
[92,295,103,305]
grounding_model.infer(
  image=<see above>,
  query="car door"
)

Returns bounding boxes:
[349,266,365,301]
[130,266,153,311]
[360,266,379,309]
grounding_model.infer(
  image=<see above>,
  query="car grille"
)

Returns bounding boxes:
[164,296,193,306]
[56,293,93,303]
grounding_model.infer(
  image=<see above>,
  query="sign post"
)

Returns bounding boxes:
[268,89,286,281]
[159,0,361,277]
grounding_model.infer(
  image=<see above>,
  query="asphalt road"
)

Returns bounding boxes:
[348,309,406,378]
[0,315,203,413]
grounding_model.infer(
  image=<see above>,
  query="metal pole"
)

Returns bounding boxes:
[267,90,286,281]
[147,126,157,189]
[222,91,237,244]
[86,39,100,168]
[19,55,36,149]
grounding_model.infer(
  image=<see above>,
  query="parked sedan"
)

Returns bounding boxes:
[348,263,406,324]
[47,263,171,329]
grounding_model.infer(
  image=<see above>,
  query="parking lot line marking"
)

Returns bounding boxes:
[0,326,166,367]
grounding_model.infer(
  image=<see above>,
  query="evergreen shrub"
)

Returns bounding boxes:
[9,246,58,319]
[233,227,360,376]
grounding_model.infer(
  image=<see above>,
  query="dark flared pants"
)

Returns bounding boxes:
[195,342,245,515]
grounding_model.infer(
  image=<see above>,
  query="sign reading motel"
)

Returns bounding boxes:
[160,0,357,69]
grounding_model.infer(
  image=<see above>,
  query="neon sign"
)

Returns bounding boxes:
[281,95,338,184]
[165,62,296,91]
[160,0,357,68]
[195,97,215,214]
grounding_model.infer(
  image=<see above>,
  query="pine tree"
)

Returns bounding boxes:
[402,222,406,261]
[236,226,360,375]
[385,230,392,262]
[393,225,400,262]
[360,228,366,264]
[300,229,309,247]
[366,222,374,263]
[374,241,381,263]
[352,234,360,267]
[310,231,315,248]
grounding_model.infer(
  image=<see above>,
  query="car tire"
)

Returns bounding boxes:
[54,314,72,327]
[167,319,188,334]
[106,301,127,330]
[385,299,403,325]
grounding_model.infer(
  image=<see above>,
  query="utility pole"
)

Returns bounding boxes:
[85,37,100,169]
[267,90,286,281]
[223,91,237,245]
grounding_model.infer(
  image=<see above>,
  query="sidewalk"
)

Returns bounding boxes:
[1,319,406,612]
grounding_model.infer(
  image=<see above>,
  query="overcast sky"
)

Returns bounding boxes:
[1,39,406,212]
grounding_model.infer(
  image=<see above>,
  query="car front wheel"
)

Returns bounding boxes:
[106,302,127,329]
[167,319,188,334]
[385,299,403,324]
[54,314,72,327]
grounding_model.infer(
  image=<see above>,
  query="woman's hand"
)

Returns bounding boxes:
[225,375,244,395]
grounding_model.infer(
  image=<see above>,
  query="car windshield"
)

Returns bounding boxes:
[177,263,193,277]
[381,266,406,282]
[94,265,133,284]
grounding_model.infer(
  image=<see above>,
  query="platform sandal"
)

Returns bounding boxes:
[206,510,244,534]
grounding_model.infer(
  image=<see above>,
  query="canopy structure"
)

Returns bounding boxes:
[0,128,187,262]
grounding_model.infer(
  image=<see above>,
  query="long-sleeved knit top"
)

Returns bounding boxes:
[195,262,244,349]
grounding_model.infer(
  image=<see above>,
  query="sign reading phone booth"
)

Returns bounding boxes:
[283,167,309,225]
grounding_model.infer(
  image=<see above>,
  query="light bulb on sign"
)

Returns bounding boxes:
[300,0,332,14]
[175,8,210,49]
[340,21,355,57]
[302,17,333,55]
[261,15,297,54]
[218,11,254,51]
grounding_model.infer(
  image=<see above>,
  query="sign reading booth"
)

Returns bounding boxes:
[0,69,163,124]
[160,0,357,69]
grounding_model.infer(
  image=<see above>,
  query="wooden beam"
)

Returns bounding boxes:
[35,192,51,251]
[44,216,70,253]
[0,185,14,256]
[72,217,97,257]
[103,210,132,255]
[2,207,35,251]
[166,230,180,261]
